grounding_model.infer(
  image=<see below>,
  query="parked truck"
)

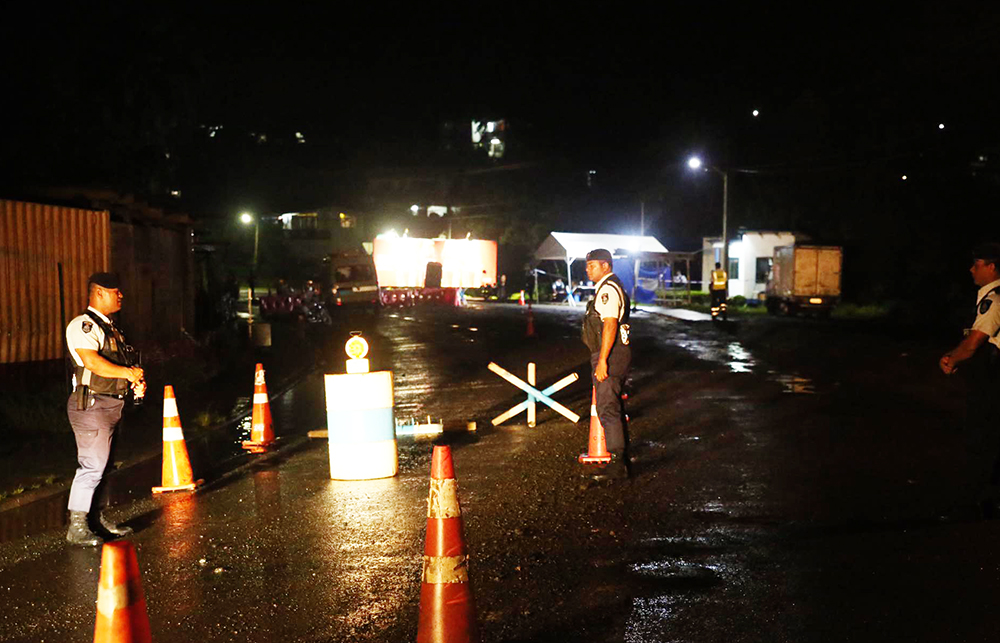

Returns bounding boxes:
[765,245,842,316]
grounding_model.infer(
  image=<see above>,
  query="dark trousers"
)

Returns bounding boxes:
[965,382,1000,498]
[66,394,124,513]
[711,289,726,311]
[591,344,632,453]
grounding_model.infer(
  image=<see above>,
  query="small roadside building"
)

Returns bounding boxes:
[702,231,804,299]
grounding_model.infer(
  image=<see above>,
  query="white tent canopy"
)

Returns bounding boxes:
[534,232,669,295]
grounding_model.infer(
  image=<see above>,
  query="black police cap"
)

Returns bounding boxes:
[585,248,613,264]
[88,272,121,289]
[972,243,1000,265]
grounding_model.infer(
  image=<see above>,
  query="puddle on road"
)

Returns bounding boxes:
[677,339,757,374]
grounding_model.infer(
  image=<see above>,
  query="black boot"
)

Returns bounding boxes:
[93,511,133,538]
[66,510,103,547]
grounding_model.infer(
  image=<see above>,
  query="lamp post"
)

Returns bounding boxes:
[687,157,729,293]
[240,212,258,334]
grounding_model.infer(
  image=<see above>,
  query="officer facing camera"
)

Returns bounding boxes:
[64,272,145,546]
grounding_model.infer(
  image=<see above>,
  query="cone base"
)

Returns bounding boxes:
[579,453,612,464]
[242,440,275,453]
[152,479,203,494]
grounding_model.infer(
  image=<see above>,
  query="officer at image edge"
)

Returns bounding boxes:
[581,248,632,479]
[939,243,1000,516]
[64,272,145,546]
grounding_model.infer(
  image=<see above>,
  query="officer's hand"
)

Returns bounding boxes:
[132,379,146,397]
[126,366,144,383]
[939,354,955,375]
[595,359,609,382]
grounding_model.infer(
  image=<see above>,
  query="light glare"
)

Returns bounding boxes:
[687,157,703,170]
[240,212,253,224]
[752,109,759,117]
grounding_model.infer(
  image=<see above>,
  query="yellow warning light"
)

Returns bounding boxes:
[339,212,346,219]
[345,333,369,360]
[809,297,823,305]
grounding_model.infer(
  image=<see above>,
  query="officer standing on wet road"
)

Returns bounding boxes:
[64,273,145,546]
[939,243,1000,514]
[581,249,632,479]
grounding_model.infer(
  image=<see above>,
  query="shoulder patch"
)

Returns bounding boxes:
[981,298,993,315]
[601,292,609,304]
[81,320,93,333]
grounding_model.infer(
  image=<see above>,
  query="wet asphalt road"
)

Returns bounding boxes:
[0,304,995,642]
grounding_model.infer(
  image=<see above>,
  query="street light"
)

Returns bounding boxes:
[687,156,730,294]
[239,212,259,333]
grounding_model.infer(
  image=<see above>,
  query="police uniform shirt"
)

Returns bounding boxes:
[972,278,1000,350]
[594,273,625,321]
[66,307,113,387]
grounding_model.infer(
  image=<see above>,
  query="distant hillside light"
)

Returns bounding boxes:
[687,156,703,170]
[901,175,908,181]
[938,123,945,130]
[752,109,760,117]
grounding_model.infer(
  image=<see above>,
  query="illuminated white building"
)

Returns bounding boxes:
[701,231,803,299]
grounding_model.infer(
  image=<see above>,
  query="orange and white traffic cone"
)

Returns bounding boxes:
[525,303,536,338]
[417,445,479,643]
[518,290,525,306]
[93,540,152,643]
[242,363,275,454]
[578,387,612,464]
[152,386,203,493]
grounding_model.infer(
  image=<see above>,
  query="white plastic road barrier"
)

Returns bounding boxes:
[489,362,580,426]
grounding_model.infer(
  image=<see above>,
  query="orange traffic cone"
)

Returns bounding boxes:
[525,303,536,338]
[93,541,152,643]
[417,445,479,643]
[518,290,525,306]
[242,363,275,453]
[578,387,612,464]
[153,386,203,493]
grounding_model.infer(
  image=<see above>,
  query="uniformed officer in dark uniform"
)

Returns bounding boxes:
[65,273,145,546]
[581,249,632,479]
[939,243,1000,514]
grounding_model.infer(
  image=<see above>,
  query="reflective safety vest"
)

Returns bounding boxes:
[711,269,728,290]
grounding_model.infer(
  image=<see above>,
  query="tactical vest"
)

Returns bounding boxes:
[72,311,132,396]
[581,274,631,354]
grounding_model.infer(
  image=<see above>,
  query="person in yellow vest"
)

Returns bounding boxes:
[710,262,728,320]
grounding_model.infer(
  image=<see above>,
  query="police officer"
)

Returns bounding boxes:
[710,261,728,320]
[581,249,631,479]
[65,273,145,546]
[939,243,1000,514]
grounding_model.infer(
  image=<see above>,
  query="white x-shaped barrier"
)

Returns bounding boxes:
[489,362,580,427]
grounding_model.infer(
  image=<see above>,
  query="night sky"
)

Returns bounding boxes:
[3,4,1000,295]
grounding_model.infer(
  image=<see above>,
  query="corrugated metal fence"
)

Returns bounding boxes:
[0,200,109,364]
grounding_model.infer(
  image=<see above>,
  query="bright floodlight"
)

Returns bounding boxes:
[240,212,253,224]
[901,175,908,181]
[410,204,419,213]
[687,157,703,170]
[938,123,945,130]
[752,109,760,117]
